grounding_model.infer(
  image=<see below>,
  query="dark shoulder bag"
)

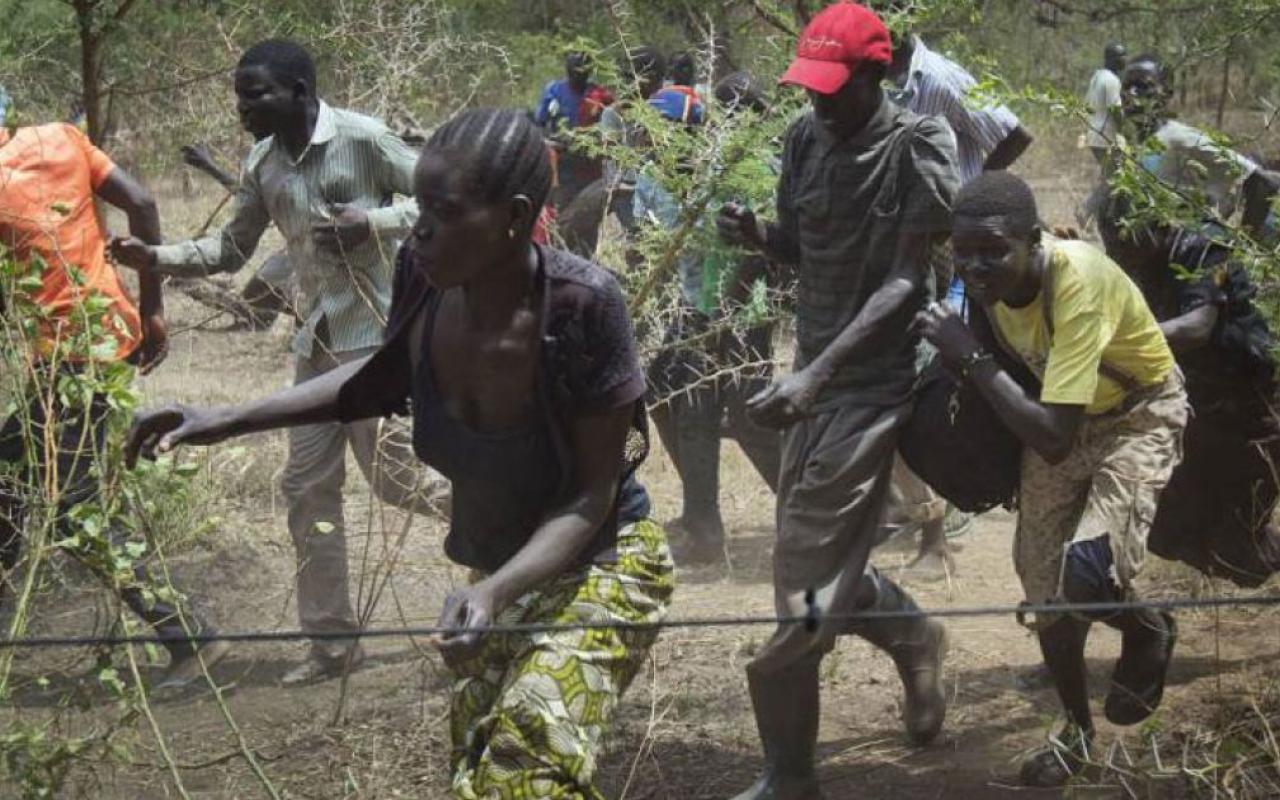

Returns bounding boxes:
[899,262,1139,512]
[898,303,1036,512]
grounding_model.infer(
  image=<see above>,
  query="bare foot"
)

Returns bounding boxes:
[902,549,955,582]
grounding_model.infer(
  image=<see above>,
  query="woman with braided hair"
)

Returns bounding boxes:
[126,107,674,799]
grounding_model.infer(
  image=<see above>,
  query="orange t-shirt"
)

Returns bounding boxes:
[0,123,142,360]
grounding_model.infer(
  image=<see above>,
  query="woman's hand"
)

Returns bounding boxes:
[431,582,500,666]
[126,405,233,468]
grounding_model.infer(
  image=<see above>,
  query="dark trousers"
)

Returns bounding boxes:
[649,312,781,541]
[557,177,637,259]
[0,384,206,658]
[552,152,603,211]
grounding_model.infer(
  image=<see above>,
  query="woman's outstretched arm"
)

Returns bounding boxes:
[126,355,372,466]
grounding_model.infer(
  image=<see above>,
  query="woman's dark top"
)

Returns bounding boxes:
[337,244,652,573]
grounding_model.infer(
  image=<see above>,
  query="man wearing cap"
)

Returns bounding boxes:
[717,4,958,797]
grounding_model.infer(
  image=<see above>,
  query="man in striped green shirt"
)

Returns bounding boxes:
[113,39,440,686]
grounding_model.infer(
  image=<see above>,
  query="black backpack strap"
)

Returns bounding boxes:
[978,300,1023,369]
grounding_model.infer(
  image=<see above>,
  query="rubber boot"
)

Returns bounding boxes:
[731,658,825,800]
[845,575,948,745]
[675,389,726,558]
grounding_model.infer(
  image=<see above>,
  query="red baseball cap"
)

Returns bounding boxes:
[779,2,892,95]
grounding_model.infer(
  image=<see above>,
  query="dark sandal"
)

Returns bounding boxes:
[1019,729,1092,788]
[1106,611,1177,725]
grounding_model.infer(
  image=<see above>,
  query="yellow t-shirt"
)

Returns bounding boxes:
[990,239,1174,415]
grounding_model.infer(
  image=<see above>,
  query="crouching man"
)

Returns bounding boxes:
[917,171,1187,787]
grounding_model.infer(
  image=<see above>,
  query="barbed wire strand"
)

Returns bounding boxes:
[3,593,1279,649]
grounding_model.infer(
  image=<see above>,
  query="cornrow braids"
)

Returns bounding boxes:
[239,39,316,90]
[953,171,1039,237]
[426,108,553,220]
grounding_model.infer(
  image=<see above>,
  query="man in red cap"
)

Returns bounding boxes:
[717,3,959,797]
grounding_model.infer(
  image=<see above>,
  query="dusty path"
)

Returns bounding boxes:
[3,156,1279,797]
[4,311,1275,799]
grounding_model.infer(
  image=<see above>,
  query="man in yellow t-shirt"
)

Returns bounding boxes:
[917,172,1187,788]
[988,237,1174,414]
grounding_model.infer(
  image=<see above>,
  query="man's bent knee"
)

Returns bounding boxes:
[1061,535,1125,622]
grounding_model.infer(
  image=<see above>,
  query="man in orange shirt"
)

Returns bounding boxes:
[0,120,225,689]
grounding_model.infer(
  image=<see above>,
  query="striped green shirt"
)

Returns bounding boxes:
[153,102,419,357]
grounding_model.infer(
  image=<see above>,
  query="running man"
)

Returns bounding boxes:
[1076,42,1126,228]
[0,114,226,690]
[1120,53,1279,234]
[112,39,444,686]
[717,5,957,796]
[1099,198,1280,586]
[637,73,780,565]
[883,20,1036,573]
[534,50,616,209]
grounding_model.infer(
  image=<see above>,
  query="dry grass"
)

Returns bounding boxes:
[3,114,1277,799]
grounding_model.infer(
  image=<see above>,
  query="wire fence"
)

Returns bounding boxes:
[4,593,1278,649]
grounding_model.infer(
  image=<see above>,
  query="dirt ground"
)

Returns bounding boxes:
[2,125,1280,799]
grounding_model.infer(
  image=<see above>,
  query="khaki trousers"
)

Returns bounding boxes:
[283,345,440,660]
[1016,372,1187,624]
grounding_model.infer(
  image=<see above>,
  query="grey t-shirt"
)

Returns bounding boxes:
[1146,119,1259,216]
[771,101,959,410]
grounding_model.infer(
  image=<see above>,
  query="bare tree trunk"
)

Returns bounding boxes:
[792,0,814,26]
[66,0,138,145]
[72,0,105,144]
[1216,50,1231,128]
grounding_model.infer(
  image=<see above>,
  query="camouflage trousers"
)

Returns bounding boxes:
[449,520,675,800]
[1015,371,1188,624]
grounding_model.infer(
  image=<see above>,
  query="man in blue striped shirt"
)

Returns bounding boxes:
[882,29,1034,575]
[113,39,442,686]
[888,34,1033,189]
